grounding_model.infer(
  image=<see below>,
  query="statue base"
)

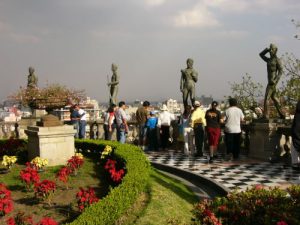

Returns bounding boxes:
[249,122,280,160]
[25,125,76,166]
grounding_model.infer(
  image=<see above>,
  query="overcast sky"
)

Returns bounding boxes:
[0,0,300,104]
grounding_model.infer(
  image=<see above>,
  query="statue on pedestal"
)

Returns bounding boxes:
[107,63,119,105]
[259,44,285,119]
[180,58,198,107]
[27,66,38,89]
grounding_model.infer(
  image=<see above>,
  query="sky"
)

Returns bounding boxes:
[0,0,300,104]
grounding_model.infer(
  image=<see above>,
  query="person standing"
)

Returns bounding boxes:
[146,111,158,151]
[179,105,194,155]
[115,101,128,144]
[103,104,117,140]
[76,105,87,139]
[136,101,150,150]
[291,100,300,170]
[190,101,206,157]
[70,104,80,138]
[158,104,175,150]
[205,101,222,163]
[224,98,244,160]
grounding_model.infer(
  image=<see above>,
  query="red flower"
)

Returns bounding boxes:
[6,212,34,225]
[67,156,84,174]
[36,217,57,225]
[19,164,40,189]
[76,187,99,212]
[56,166,71,183]
[34,180,56,203]
[104,159,125,184]
[0,183,13,216]
[6,218,16,225]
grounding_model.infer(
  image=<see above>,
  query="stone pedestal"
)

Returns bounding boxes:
[25,125,76,166]
[249,122,280,160]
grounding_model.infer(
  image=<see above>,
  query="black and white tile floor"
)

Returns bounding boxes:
[146,150,300,192]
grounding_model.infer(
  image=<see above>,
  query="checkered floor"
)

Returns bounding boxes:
[146,150,300,192]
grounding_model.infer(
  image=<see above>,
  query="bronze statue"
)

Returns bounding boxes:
[259,44,285,119]
[180,58,198,107]
[107,63,119,105]
[27,66,38,88]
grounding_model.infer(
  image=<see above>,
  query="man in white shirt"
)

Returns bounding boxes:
[224,98,244,159]
[76,105,87,139]
[158,104,175,150]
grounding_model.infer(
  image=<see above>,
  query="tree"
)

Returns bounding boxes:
[279,53,300,111]
[228,73,263,112]
[10,83,85,111]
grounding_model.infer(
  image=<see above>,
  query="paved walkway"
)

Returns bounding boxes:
[146,150,300,192]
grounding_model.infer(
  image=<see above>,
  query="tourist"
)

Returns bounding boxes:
[103,104,117,140]
[157,104,175,150]
[115,101,128,144]
[76,105,87,139]
[224,98,244,160]
[136,101,150,150]
[291,100,300,170]
[190,101,206,157]
[70,104,80,138]
[146,111,158,151]
[179,105,194,155]
[205,101,222,163]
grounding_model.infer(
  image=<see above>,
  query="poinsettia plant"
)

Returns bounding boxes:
[76,187,99,212]
[104,159,125,184]
[1,155,17,169]
[0,183,13,217]
[56,166,72,189]
[19,163,40,190]
[6,212,34,225]
[34,180,56,205]
[67,155,84,175]
[30,157,48,170]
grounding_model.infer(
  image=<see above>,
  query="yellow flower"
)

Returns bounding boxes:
[75,153,84,159]
[31,156,48,169]
[100,145,113,159]
[1,155,17,169]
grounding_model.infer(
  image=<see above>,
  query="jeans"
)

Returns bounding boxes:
[138,124,147,146]
[79,120,86,139]
[71,121,79,138]
[117,126,126,144]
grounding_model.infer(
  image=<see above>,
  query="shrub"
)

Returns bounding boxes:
[67,139,151,225]
[192,185,300,225]
[0,138,27,159]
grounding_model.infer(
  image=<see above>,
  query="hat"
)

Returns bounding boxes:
[150,111,156,115]
[194,101,201,107]
[161,104,168,111]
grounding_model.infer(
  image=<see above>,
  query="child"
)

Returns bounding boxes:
[146,111,158,151]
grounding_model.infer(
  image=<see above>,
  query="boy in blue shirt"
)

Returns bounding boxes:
[146,111,158,151]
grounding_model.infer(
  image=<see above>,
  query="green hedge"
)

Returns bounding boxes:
[67,139,151,225]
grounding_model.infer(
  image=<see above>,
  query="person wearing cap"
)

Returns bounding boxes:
[224,98,244,160]
[115,101,129,143]
[136,101,150,150]
[205,101,222,163]
[158,104,175,150]
[190,101,206,157]
[146,111,158,151]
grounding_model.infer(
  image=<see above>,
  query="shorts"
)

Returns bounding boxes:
[207,127,221,147]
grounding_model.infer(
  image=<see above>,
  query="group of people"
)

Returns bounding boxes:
[180,98,244,163]
[70,104,87,139]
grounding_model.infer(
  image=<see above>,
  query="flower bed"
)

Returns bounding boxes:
[192,185,300,225]
[68,139,151,225]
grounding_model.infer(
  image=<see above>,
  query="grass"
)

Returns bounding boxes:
[118,169,198,225]
[0,155,108,224]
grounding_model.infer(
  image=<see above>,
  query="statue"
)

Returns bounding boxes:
[180,58,198,107]
[27,66,38,88]
[259,44,285,119]
[107,63,119,105]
